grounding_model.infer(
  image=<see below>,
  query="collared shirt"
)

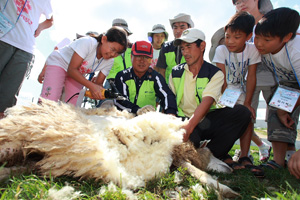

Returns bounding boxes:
[169,63,223,118]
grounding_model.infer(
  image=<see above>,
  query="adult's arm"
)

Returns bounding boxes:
[34,16,54,37]
[154,73,177,115]
[182,96,215,142]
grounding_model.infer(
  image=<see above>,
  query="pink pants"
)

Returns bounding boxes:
[40,65,83,106]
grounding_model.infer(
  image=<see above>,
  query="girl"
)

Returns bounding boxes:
[40,26,127,105]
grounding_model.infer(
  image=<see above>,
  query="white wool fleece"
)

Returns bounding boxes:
[0,100,186,189]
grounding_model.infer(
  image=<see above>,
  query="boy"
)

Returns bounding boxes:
[213,12,260,166]
[254,7,300,168]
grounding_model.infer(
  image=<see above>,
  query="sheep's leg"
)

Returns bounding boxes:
[0,142,23,166]
[0,165,34,181]
[179,161,240,199]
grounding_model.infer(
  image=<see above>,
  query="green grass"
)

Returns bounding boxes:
[1,144,300,199]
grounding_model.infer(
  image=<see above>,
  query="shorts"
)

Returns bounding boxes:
[267,106,299,144]
[0,41,34,112]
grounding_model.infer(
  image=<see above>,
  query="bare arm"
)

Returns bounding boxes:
[34,16,54,37]
[38,63,47,83]
[244,64,257,119]
[182,96,215,142]
[95,72,106,86]
[67,52,104,99]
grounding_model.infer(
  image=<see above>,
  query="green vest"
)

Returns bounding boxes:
[125,79,156,108]
[106,48,132,79]
[172,64,217,117]
[165,51,185,84]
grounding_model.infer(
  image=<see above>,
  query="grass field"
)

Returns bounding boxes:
[1,140,300,199]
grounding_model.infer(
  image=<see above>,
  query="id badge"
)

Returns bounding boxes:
[0,12,14,38]
[269,85,300,113]
[218,88,242,108]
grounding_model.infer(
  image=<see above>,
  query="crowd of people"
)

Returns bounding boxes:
[1,0,300,180]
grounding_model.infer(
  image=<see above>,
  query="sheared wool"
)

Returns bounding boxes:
[0,100,185,189]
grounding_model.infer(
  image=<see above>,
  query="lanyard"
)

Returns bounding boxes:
[88,54,103,81]
[228,51,244,90]
[2,0,28,24]
[269,44,300,88]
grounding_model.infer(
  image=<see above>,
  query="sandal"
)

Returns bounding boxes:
[260,160,283,170]
[239,156,265,178]
[222,154,245,171]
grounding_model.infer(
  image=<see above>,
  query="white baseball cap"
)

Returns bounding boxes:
[169,13,194,28]
[174,28,205,46]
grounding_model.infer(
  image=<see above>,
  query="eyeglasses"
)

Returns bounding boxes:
[107,42,120,57]
[234,0,248,6]
[134,55,152,61]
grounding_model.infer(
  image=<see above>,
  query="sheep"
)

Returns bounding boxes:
[0,99,238,198]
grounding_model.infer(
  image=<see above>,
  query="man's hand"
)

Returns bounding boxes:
[288,150,300,179]
[181,122,195,142]
[277,109,294,129]
[137,105,155,115]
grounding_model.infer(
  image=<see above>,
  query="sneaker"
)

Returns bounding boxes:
[259,145,272,162]
[232,149,241,162]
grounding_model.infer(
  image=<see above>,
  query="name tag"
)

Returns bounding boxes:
[0,12,14,38]
[218,88,241,108]
[269,85,300,113]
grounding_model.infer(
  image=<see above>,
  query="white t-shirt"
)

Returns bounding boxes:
[262,35,300,85]
[150,48,160,69]
[250,25,276,87]
[46,36,114,76]
[213,43,261,86]
[55,38,72,49]
[0,0,53,54]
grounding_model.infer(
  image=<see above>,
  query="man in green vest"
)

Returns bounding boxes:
[156,13,193,84]
[114,41,177,115]
[169,28,255,171]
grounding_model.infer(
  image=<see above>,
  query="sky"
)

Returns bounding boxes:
[18,0,300,108]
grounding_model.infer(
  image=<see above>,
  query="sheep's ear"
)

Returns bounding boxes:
[199,140,211,148]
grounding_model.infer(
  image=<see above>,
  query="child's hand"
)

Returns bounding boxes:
[89,84,105,100]
[37,71,45,83]
[277,109,294,129]
[244,103,256,120]
[288,150,300,179]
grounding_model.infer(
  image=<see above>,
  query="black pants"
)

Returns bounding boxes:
[189,104,251,160]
